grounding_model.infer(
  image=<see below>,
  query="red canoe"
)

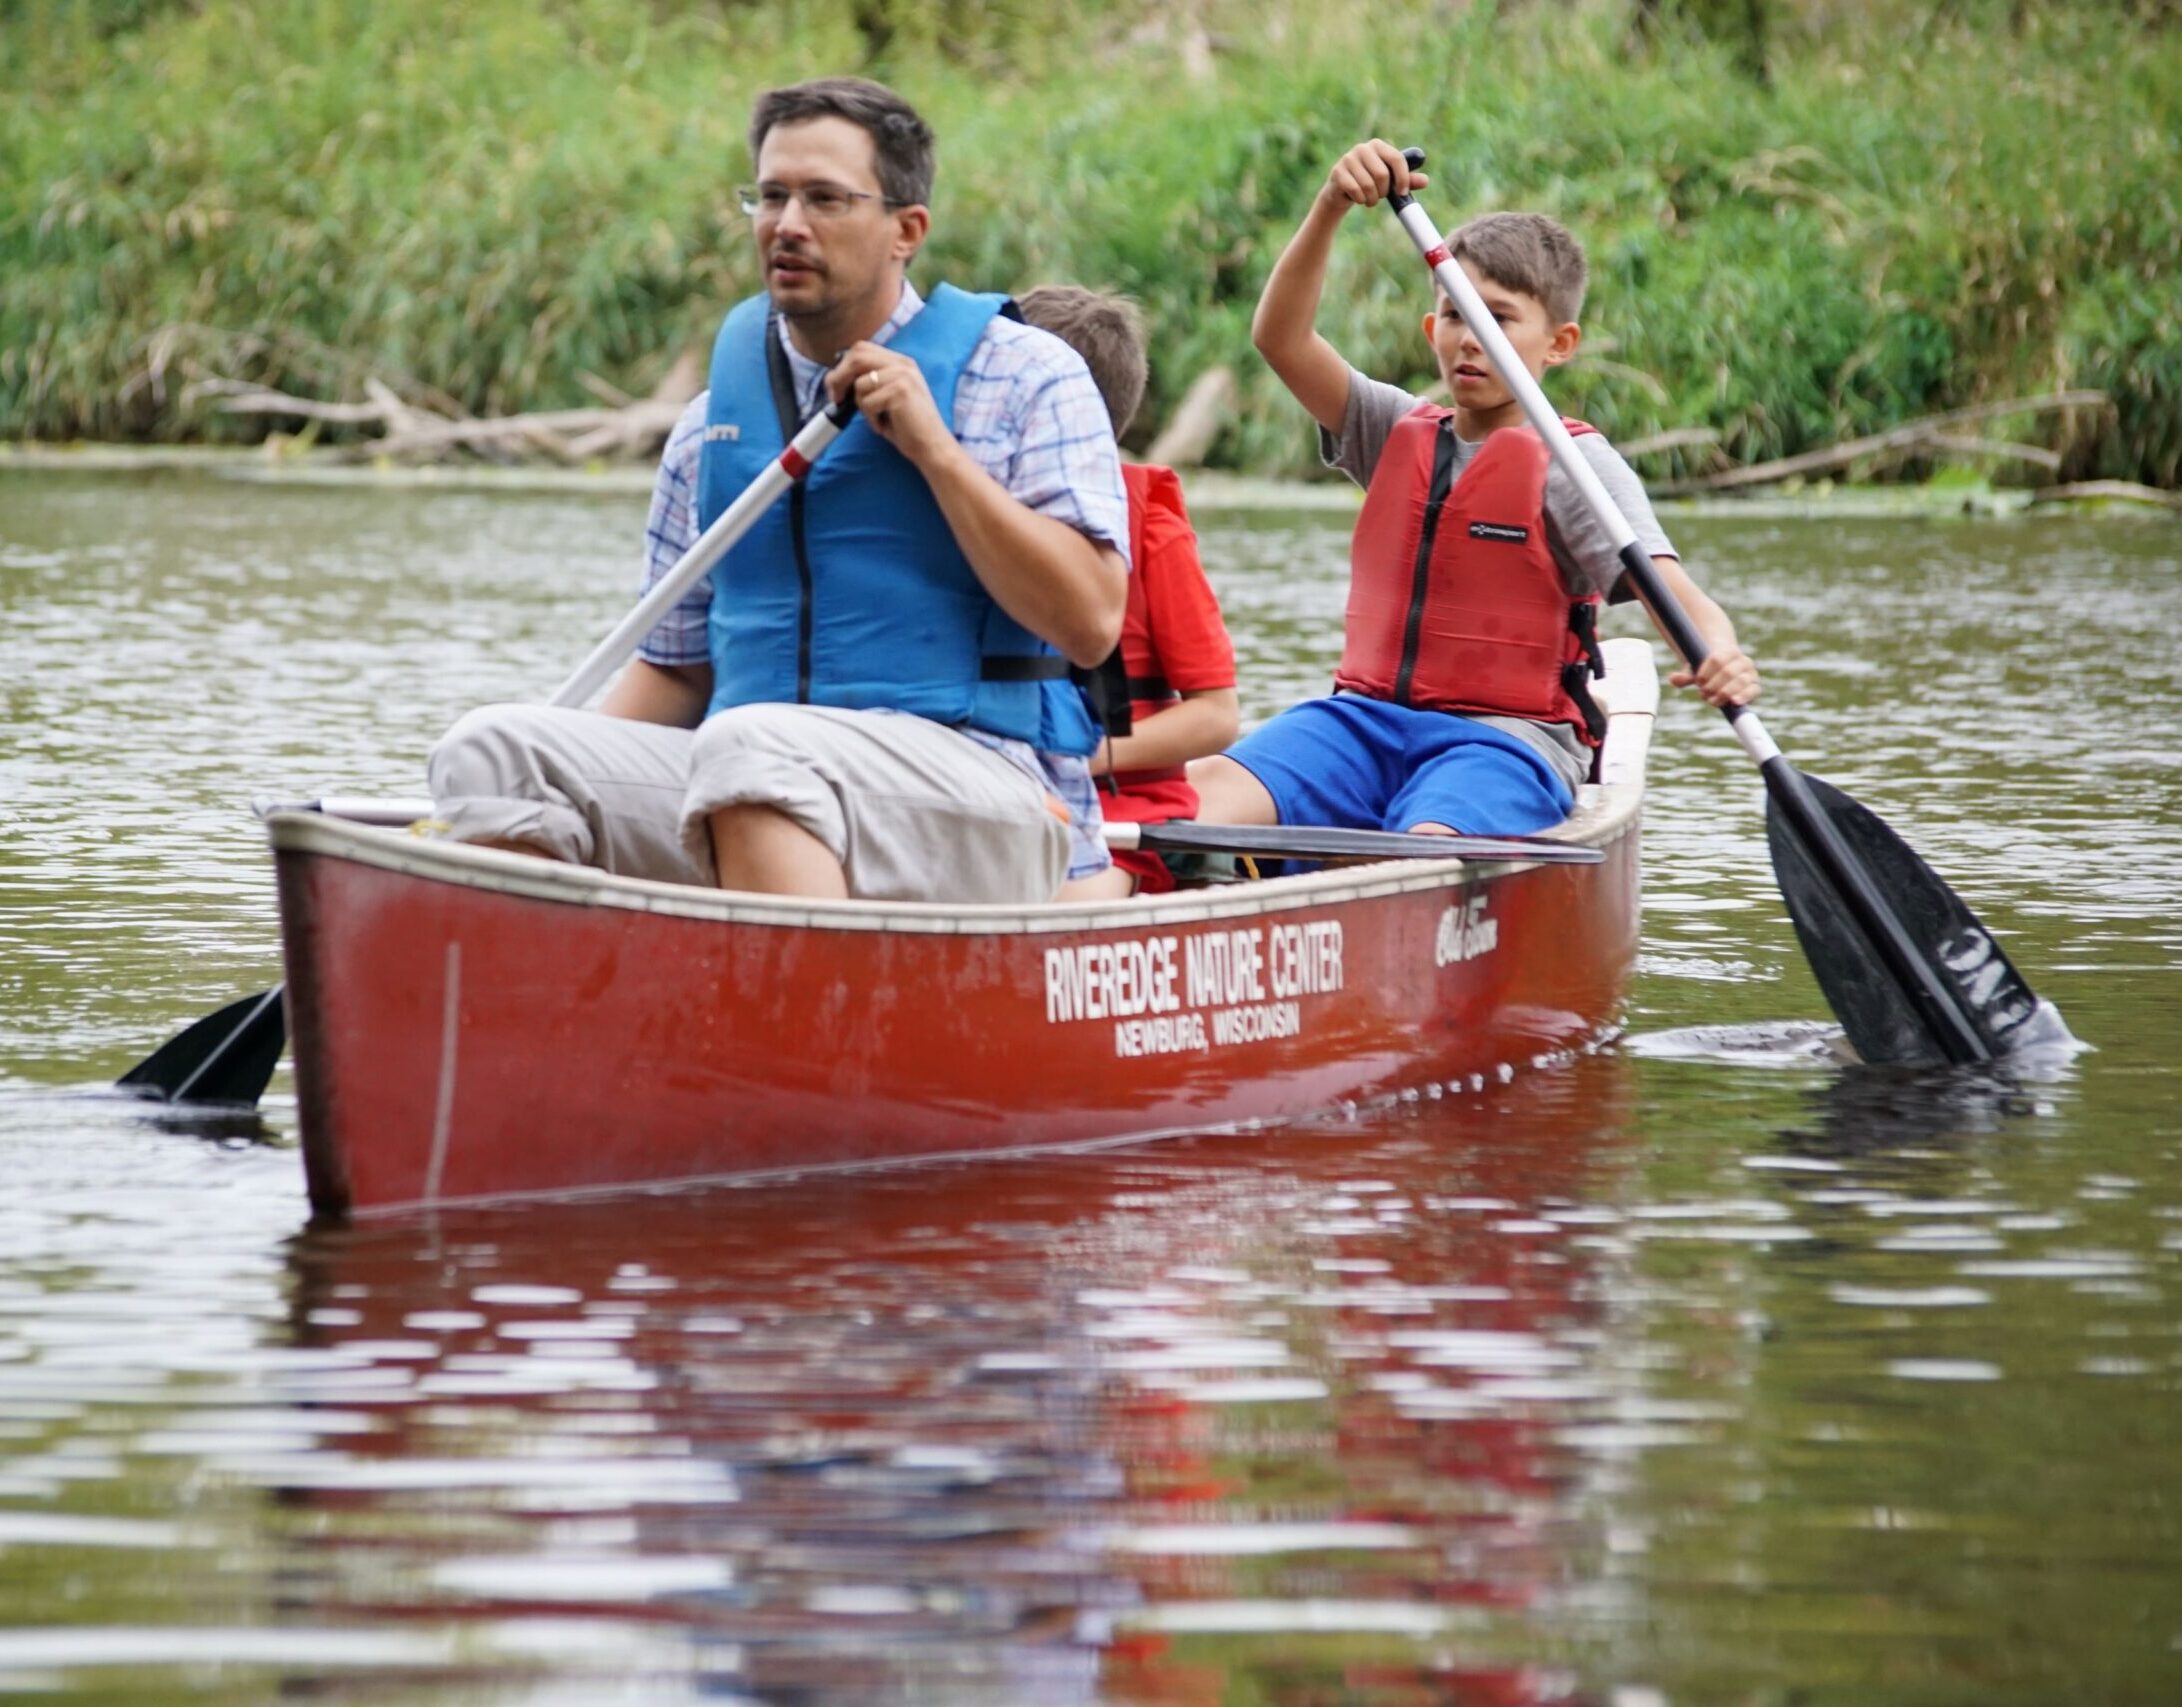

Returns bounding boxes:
[272,641,1659,1218]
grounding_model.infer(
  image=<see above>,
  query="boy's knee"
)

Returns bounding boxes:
[1188,754,1275,825]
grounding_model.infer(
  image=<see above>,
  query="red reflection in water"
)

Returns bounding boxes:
[278,1054,1636,1701]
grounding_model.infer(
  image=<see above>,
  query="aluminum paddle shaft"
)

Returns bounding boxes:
[1384,148,2022,1065]
[551,396,856,708]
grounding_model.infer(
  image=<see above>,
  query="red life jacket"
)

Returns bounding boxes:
[1113,463,1187,789]
[1336,406,1609,745]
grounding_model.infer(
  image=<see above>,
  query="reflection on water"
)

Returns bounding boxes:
[2,470,2179,1700]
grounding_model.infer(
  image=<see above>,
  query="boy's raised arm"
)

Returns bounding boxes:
[1252,140,1428,435]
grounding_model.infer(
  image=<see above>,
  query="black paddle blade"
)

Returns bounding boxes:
[117,987,287,1107]
[1765,773,2043,1066]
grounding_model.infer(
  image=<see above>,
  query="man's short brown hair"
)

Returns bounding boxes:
[748,77,935,208]
[1444,212,1588,325]
[1015,285,1149,438]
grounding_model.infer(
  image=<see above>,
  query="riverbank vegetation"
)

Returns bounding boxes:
[4,0,2177,485]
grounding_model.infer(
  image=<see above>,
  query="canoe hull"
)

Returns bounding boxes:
[277,639,1659,1218]
[275,810,1636,1218]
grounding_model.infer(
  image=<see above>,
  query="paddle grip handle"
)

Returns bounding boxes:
[1388,146,1427,211]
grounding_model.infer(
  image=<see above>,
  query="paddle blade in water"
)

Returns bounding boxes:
[117,987,286,1107]
[1766,773,2043,1066]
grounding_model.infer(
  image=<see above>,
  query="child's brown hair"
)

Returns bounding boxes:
[1443,212,1588,325]
[1015,285,1150,438]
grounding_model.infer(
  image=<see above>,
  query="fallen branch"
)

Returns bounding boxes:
[1143,365,1235,469]
[2031,480,2182,511]
[1619,426,1722,460]
[182,347,703,466]
[152,322,472,420]
[186,378,392,425]
[564,396,695,461]
[1920,433,2063,472]
[351,404,662,463]
[1651,390,2108,496]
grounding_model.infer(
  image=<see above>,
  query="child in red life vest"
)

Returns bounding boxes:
[1018,287,1242,897]
[1190,140,1760,841]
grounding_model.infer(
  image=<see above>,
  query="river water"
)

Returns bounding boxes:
[2,464,2178,1702]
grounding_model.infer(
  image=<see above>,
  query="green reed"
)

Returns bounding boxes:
[4,0,2176,484]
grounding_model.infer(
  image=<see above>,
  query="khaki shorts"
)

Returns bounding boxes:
[429,702,1069,904]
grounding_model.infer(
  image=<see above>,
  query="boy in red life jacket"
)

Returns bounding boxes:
[1190,140,1759,841]
[1018,286,1242,897]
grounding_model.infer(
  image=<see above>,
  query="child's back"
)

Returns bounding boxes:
[1016,286,1241,895]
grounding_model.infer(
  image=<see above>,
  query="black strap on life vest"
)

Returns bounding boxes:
[977,656,1070,681]
[978,651,1132,738]
[1394,414,1463,708]
[1561,601,1608,744]
[763,313,819,702]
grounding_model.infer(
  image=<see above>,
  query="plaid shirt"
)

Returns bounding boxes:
[638,282,1127,878]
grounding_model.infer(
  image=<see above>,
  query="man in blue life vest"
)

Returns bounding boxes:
[428,77,1129,903]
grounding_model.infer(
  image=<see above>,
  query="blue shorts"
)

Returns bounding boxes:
[1224,695,1574,836]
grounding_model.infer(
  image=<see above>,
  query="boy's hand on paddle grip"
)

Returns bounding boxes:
[1673,643,1761,709]
[1321,140,1427,212]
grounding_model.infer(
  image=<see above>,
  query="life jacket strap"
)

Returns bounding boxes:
[979,655,1070,681]
[1560,602,1609,744]
[1569,599,1607,678]
[979,652,1133,739]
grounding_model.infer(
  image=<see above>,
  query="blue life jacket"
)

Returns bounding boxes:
[696,284,1099,755]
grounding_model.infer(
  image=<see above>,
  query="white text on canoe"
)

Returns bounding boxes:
[1042,922,1344,1055]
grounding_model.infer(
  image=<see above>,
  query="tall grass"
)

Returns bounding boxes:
[4,0,2177,482]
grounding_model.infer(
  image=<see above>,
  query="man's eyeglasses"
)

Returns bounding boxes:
[736,183,902,221]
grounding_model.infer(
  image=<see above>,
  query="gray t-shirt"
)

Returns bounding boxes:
[1321,366,1676,790]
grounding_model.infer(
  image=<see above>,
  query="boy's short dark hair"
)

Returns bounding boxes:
[1015,285,1149,438]
[748,77,935,208]
[1444,212,1588,325]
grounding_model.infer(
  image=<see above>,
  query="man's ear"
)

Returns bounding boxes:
[1422,310,1438,344]
[1544,320,1582,368]
[891,204,930,264]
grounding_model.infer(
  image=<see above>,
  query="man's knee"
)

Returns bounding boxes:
[688,701,816,771]
[428,703,556,797]
[685,704,849,863]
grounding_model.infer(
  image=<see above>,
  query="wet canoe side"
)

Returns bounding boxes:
[275,809,1638,1218]
[277,637,1659,1217]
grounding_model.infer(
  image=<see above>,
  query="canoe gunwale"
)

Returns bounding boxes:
[264,778,1636,935]
[268,637,1659,934]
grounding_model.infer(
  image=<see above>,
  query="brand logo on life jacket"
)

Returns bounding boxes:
[703,423,742,443]
[1468,521,1529,543]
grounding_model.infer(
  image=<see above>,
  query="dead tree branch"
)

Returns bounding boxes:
[1651,390,2108,496]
